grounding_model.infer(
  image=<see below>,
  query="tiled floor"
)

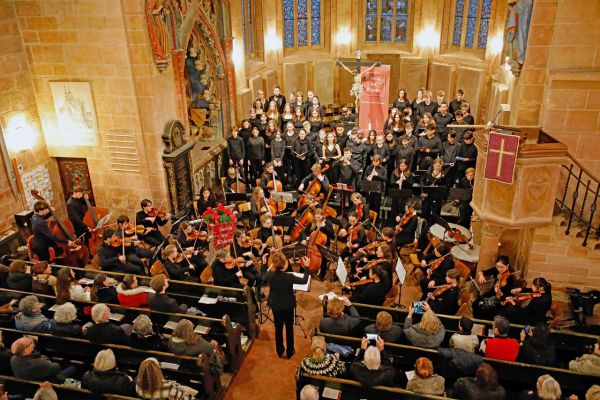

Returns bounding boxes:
[224,263,422,400]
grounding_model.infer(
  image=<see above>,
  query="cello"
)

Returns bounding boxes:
[297,165,330,209]
[31,190,90,267]
[267,168,286,212]
[306,218,328,273]
[81,190,110,256]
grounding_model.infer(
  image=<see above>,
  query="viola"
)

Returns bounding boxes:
[186,229,208,241]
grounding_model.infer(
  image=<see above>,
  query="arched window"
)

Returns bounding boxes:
[242,0,263,59]
[283,0,322,48]
[363,0,410,45]
[448,0,492,50]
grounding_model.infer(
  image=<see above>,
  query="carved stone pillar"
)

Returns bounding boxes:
[478,221,505,273]
[162,120,196,215]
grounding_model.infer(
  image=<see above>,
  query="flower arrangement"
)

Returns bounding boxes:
[202,203,236,225]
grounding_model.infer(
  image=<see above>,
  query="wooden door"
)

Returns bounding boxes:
[56,157,96,205]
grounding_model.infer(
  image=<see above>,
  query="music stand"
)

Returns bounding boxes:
[95,212,113,230]
[332,184,355,221]
[225,193,248,203]
[271,191,296,204]
[255,286,273,324]
[422,186,448,201]
[288,270,311,339]
[448,188,472,202]
[359,180,383,194]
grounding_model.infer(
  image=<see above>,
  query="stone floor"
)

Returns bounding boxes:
[223,263,422,400]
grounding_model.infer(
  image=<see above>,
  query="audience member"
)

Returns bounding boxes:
[350,337,395,387]
[130,314,165,351]
[56,267,90,304]
[404,302,445,348]
[117,274,152,307]
[90,274,118,304]
[319,297,361,335]
[84,303,130,344]
[364,311,403,343]
[7,260,32,292]
[449,316,479,353]
[15,295,50,333]
[299,336,346,378]
[569,338,600,376]
[0,330,11,375]
[518,323,556,366]
[49,302,82,337]
[147,274,188,315]
[167,319,223,375]
[299,384,320,400]
[451,362,506,400]
[32,382,58,400]
[81,349,135,395]
[406,357,445,396]
[479,315,519,361]
[516,374,562,400]
[31,262,56,295]
[10,336,78,383]
[135,357,198,400]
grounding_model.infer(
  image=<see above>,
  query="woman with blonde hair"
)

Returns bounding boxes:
[168,319,223,375]
[406,357,445,395]
[533,374,562,400]
[364,311,402,343]
[136,357,198,400]
[404,302,445,348]
[299,336,346,377]
[82,348,134,395]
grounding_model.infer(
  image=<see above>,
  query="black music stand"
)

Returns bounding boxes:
[387,188,414,220]
[448,188,472,202]
[359,180,383,194]
[255,286,273,324]
[225,193,248,203]
[422,185,448,201]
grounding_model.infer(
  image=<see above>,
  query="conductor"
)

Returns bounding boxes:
[263,253,310,359]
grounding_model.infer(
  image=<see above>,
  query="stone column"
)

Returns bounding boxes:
[478,221,505,273]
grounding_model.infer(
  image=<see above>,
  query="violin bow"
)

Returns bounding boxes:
[174,239,195,269]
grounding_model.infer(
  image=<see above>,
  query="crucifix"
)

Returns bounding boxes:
[489,138,516,178]
[336,50,381,115]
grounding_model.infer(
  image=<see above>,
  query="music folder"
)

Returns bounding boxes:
[270,191,295,203]
[225,192,248,202]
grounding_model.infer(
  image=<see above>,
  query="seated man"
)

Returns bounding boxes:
[10,336,78,383]
[96,229,144,275]
[15,295,50,333]
[84,303,130,345]
[211,249,244,289]
[350,337,396,387]
[479,315,519,361]
[319,297,361,336]
[147,274,188,315]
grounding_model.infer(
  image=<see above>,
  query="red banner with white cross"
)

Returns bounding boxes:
[485,131,519,184]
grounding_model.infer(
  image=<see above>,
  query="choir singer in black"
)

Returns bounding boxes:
[263,253,309,359]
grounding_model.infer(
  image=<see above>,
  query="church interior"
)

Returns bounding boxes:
[0,0,599,399]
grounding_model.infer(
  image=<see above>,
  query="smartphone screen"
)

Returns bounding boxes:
[366,333,378,341]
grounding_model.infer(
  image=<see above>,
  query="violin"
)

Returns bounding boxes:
[360,258,385,272]
[357,203,364,221]
[494,270,511,298]
[125,224,146,236]
[147,207,167,219]
[186,229,208,241]
[359,241,385,254]
[107,236,133,248]
[427,283,455,300]
[395,201,417,234]
[348,278,374,288]
[500,292,542,306]
[425,252,452,279]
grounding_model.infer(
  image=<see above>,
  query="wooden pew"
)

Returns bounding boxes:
[0,287,245,372]
[0,326,219,398]
[316,330,598,398]
[296,371,457,400]
[0,374,138,400]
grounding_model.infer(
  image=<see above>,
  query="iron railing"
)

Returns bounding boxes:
[556,152,600,247]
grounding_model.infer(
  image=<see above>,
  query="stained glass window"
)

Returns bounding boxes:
[450,0,492,51]
[364,0,410,45]
[242,0,262,59]
[283,0,322,49]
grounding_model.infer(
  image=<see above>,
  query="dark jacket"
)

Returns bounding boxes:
[517,340,556,366]
[11,352,61,381]
[263,269,309,311]
[7,272,32,292]
[227,135,245,160]
[96,244,123,272]
[130,332,166,351]
[350,349,395,387]
[147,293,187,315]
[364,324,403,344]
[212,260,243,289]
[438,347,483,377]
[82,368,135,395]
[247,136,265,159]
[452,376,506,400]
[93,286,118,305]
[49,319,83,337]
[319,306,361,336]
[85,322,129,344]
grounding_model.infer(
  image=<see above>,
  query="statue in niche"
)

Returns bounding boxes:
[505,0,533,77]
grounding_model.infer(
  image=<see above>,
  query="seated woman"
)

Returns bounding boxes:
[451,362,505,400]
[117,274,152,308]
[350,337,396,387]
[517,323,555,366]
[569,337,600,376]
[55,267,90,304]
[167,319,223,376]
[135,357,198,400]
[516,374,562,400]
[406,357,445,396]
[7,260,32,292]
[31,262,56,295]
[364,311,403,343]
[90,274,118,304]
[299,336,345,378]
[130,314,165,351]
[82,348,135,395]
[404,302,445,349]
[49,302,82,337]
[15,295,50,333]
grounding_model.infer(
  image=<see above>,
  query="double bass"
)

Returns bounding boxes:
[31,190,89,267]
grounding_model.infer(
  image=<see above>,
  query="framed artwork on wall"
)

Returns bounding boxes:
[49,81,99,146]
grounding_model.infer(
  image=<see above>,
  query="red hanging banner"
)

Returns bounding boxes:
[485,131,519,184]
[358,65,390,135]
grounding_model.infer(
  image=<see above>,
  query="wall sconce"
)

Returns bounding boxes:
[265,28,281,52]
[417,26,439,50]
[5,114,36,152]
[488,33,504,56]
[336,28,351,46]
[232,38,243,68]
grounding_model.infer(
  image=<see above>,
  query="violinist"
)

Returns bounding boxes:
[338,212,367,261]
[298,163,330,197]
[136,199,171,248]
[96,229,144,275]
[395,202,418,247]
[177,221,209,274]
[66,186,90,246]
[355,244,394,286]
[230,230,261,288]
[211,249,243,289]
[349,193,370,223]
[300,208,334,280]
[114,215,154,267]
[224,167,246,193]
[503,277,552,326]
[417,244,453,297]
[344,265,388,306]
[161,244,194,280]
[426,269,461,315]
[193,187,217,219]
[420,157,446,223]
[31,200,74,262]
[380,227,398,260]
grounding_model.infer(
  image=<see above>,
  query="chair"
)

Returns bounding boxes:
[27,235,55,263]
[150,260,168,277]
[369,210,378,225]
[248,228,260,240]
[200,266,213,284]
[548,301,564,329]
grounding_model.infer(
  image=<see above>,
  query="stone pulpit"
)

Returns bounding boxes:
[162,120,196,216]
[471,127,568,273]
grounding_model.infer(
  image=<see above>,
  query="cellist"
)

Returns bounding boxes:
[298,163,329,198]
[259,162,276,197]
[31,200,74,262]
[66,186,91,246]
[250,187,268,226]
[257,215,283,244]
[224,167,246,193]
[299,208,334,280]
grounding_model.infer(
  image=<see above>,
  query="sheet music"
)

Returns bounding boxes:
[336,257,348,285]
[395,258,406,285]
[288,272,311,292]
